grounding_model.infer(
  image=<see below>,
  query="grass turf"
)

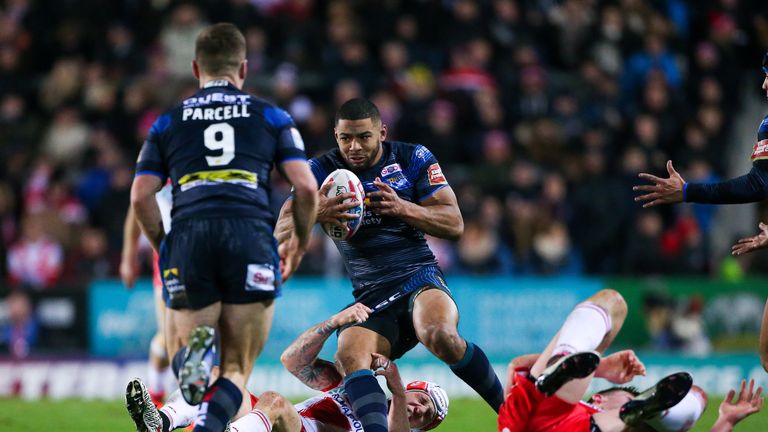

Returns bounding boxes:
[0,396,765,431]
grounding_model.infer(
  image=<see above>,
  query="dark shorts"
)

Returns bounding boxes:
[159,217,281,309]
[339,269,454,360]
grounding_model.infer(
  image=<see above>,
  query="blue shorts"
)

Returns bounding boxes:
[159,217,281,309]
[339,266,454,360]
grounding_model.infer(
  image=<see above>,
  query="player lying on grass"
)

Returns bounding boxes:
[126,303,449,432]
[498,288,703,432]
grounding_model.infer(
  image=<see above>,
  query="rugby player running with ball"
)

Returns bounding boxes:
[276,98,504,432]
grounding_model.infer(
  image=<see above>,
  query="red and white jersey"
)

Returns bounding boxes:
[294,387,363,432]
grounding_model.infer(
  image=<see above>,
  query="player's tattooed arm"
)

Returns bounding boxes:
[281,303,372,390]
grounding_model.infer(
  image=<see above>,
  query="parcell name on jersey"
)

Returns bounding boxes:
[182,105,251,122]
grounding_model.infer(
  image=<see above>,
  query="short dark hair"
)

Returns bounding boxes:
[587,386,640,403]
[195,23,246,76]
[335,98,381,125]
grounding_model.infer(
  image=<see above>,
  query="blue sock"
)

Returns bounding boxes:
[449,341,504,413]
[344,369,388,432]
[193,377,242,432]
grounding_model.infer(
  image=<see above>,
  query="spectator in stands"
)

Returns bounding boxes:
[0,290,38,358]
[7,213,64,290]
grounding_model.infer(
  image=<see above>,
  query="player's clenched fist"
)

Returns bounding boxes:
[317,178,360,229]
[367,177,406,216]
[330,303,372,327]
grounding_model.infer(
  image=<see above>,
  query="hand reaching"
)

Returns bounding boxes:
[634,160,686,208]
[372,353,405,395]
[594,350,646,384]
[716,379,764,428]
[732,222,768,256]
[329,303,372,328]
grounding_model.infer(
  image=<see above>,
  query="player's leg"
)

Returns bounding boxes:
[192,218,285,432]
[126,378,202,432]
[531,288,628,404]
[760,299,768,372]
[229,391,302,432]
[337,325,393,432]
[148,274,171,406]
[412,287,505,412]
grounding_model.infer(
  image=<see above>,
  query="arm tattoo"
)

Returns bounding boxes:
[284,320,343,390]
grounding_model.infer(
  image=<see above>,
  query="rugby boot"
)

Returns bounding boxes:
[535,351,601,396]
[619,371,693,426]
[126,378,163,432]
[179,325,217,405]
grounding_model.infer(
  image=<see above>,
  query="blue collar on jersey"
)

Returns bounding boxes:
[203,79,234,88]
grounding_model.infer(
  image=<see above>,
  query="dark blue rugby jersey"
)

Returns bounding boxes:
[309,141,449,305]
[685,114,768,203]
[135,80,306,225]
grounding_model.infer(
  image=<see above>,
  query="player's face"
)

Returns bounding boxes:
[592,390,635,410]
[406,391,437,429]
[335,118,386,171]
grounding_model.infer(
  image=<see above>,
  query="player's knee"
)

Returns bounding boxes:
[336,350,369,374]
[589,288,627,322]
[420,325,464,363]
[257,391,291,420]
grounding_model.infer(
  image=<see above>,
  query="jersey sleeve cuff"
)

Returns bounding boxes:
[418,184,448,202]
[135,170,167,180]
[279,157,308,164]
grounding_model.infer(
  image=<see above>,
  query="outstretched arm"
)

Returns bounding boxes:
[130,175,164,251]
[635,160,768,207]
[119,206,142,289]
[373,354,410,432]
[711,379,764,432]
[280,303,372,391]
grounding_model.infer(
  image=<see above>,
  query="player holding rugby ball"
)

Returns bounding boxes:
[276,98,504,432]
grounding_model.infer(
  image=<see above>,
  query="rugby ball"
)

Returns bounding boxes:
[321,169,365,241]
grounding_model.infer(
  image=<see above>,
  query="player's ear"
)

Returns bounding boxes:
[379,122,387,141]
[239,60,247,80]
[591,394,603,405]
[192,60,201,80]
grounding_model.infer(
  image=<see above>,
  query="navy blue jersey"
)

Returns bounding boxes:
[135,80,306,225]
[309,141,449,305]
[684,114,768,203]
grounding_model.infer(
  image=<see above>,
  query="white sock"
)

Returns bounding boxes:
[645,387,707,432]
[160,389,199,429]
[147,364,169,396]
[229,409,273,432]
[554,302,611,355]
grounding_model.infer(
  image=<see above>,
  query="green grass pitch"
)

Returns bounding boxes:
[0,397,766,431]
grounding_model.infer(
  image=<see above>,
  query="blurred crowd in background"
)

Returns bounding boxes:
[2,0,768,294]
